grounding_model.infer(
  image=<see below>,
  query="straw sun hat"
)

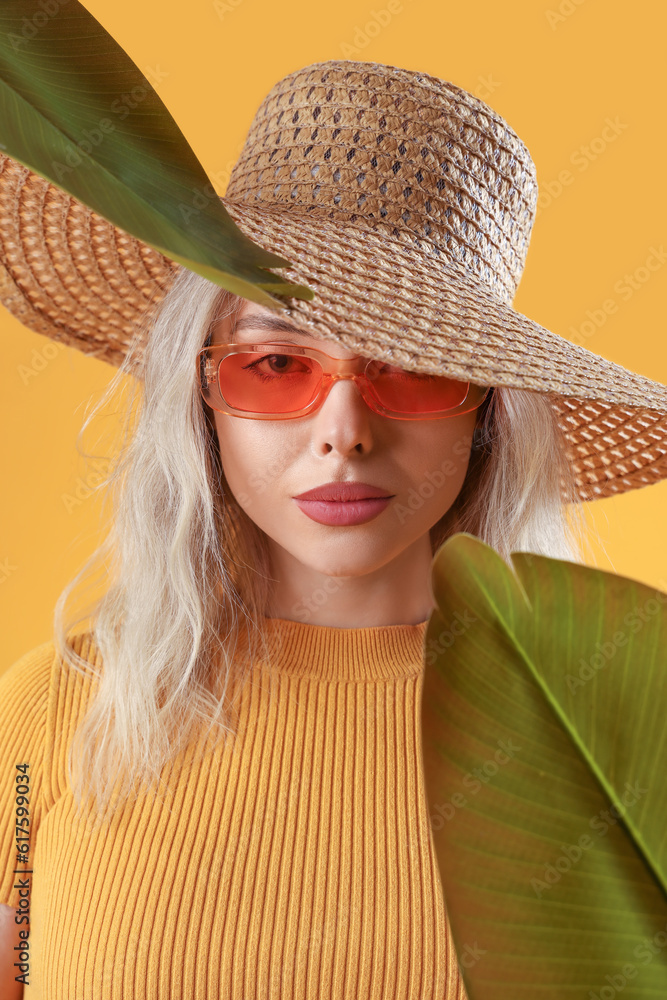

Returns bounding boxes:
[1,58,666,503]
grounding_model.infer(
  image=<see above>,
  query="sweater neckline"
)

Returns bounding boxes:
[250,615,429,681]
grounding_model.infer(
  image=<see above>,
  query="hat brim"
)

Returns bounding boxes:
[1,157,666,503]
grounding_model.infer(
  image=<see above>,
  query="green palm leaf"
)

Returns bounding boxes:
[424,533,667,999]
[0,0,313,308]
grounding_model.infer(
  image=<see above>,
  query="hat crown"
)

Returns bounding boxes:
[225,60,538,305]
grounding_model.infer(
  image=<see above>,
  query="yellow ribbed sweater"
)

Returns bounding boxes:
[0,619,467,999]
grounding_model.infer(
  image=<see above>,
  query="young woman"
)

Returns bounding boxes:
[1,58,666,1000]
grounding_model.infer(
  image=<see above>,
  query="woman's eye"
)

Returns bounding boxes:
[244,354,311,376]
[261,354,294,373]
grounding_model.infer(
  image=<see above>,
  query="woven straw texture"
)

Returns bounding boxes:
[1,59,666,503]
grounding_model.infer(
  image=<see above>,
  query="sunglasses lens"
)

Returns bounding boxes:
[209,350,481,416]
[219,351,322,412]
[365,361,471,414]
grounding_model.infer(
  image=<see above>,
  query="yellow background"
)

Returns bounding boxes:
[1,0,666,670]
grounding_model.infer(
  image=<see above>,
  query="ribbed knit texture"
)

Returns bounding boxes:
[0,619,467,999]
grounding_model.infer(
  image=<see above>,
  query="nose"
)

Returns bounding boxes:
[310,373,375,455]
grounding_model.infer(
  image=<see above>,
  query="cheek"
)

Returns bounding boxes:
[408,412,475,472]
[213,414,258,498]
[212,414,292,513]
[403,415,476,510]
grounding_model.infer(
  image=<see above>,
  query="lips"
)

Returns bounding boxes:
[293,481,394,501]
[292,481,396,526]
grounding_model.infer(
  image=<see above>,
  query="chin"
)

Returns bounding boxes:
[294,539,397,578]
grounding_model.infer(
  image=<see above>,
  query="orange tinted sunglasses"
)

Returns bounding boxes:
[198,342,492,421]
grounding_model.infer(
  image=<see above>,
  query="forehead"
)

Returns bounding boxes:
[234,311,315,341]
[210,302,358,357]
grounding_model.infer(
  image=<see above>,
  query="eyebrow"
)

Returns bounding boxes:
[232,315,312,339]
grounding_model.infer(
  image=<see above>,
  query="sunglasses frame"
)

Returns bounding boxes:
[197,342,492,421]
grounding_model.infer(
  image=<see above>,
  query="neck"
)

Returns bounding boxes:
[265,533,435,627]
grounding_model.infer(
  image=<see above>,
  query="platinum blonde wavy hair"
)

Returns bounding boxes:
[53,265,592,827]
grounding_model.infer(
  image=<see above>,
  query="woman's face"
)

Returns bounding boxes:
[207,299,480,621]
